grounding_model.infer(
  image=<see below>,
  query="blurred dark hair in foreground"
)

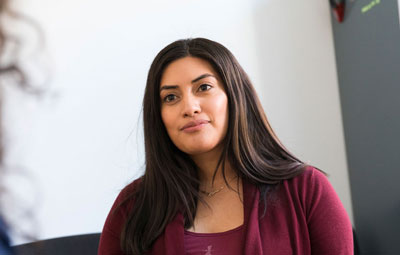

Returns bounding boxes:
[0,0,49,245]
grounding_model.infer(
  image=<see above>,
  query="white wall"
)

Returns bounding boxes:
[252,0,354,222]
[4,0,353,244]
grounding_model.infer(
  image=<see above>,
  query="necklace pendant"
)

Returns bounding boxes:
[205,186,224,197]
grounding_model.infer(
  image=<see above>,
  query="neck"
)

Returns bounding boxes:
[190,147,237,188]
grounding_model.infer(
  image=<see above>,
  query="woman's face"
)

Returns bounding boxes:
[160,56,229,157]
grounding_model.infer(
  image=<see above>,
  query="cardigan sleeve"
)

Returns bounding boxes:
[98,180,139,255]
[304,167,353,255]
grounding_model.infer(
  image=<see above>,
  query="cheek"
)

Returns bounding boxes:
[220,104,229,136]
[161,107,181,145]
[213,95,229,127]
[161,108,173,134]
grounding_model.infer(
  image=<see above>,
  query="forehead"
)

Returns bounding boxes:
[160,57,218,85]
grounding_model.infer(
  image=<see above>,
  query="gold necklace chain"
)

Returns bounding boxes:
[199,176,238,197]
[200,186,225,197]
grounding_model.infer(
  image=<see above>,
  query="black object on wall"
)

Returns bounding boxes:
[330,0,400,254]
[330,0,346,22]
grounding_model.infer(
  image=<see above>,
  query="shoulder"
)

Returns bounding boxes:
[282,165,350,224]
[280,166,353,253]
[290,167,353,253]
[110,177,143,217]
[284,165,330,193]
[103,177,143,232]
[115,177,143,204]
[98,177,143,254]
[292,165,327,182]
[279,165,340,215]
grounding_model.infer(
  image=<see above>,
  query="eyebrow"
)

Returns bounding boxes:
[191,73,215,83]
[159,85,179,92]
[160,73,216,92]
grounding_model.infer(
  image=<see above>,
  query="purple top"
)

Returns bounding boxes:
[98,166,353,254]
[184,225,244,255]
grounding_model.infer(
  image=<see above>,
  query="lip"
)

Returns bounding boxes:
[181,119,210,132]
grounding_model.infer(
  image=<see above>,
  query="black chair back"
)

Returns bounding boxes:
[13,233,100,255]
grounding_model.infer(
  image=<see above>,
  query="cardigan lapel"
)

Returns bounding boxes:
[242,180,264,254]
[164,212,185,255]
[151,212,185,255]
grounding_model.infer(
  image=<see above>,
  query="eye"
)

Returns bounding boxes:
[163,94,177,103]
[198,84,212,92]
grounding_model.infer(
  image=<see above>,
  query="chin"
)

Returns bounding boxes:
[179,142,223,157]
[181,147,213,156]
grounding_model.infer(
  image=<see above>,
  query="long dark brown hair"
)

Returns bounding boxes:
[0,0,26,199]
[0,0,30,87]
[0,0,43,243]
[0,0,44,174]
[121,38,306,254]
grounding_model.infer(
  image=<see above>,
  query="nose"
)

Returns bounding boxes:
[181,94,201,118]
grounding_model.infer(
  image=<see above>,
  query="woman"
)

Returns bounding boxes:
[98,38,353,255]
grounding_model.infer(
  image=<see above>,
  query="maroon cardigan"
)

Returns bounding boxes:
[98,166,353,254]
